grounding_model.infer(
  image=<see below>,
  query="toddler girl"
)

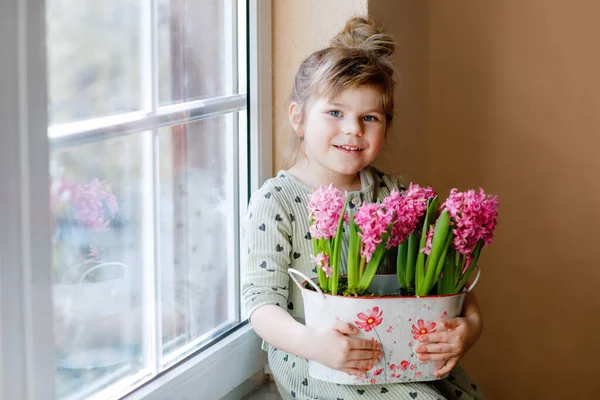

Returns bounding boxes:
[243,16,484,400]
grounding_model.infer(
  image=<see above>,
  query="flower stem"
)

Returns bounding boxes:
[358,256,366,282]
[405,230,419,287]
[455,241,483,292]
[418,210,451,296]
[373,328,387,381]
[396,240,408,288]
[314,239,327,291]
[331,199,349,295]
[347,213,359,289]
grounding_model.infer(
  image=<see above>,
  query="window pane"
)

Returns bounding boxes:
[158,0,232,106]
[47,0,143,125]
[51,134,151,399]
[158,114,240,362]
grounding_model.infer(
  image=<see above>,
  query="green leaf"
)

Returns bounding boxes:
[314,238,327,292]
[396,240,408,288]
[347,212,359,289]
[432,230,453,293]
[455,240,483,292]
[418,210,451,296]
[330,198,349,295]
[415,196,439,294]
[438,249,455,295]
[405,230,419,287]
[358,237,389,290]
[325,239,333,293]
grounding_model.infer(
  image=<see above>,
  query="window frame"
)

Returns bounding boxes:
[0,0,271,398]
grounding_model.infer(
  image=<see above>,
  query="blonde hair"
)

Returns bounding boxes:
[284,16,396,168]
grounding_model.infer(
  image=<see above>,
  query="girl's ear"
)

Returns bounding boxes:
[288,102,303,137]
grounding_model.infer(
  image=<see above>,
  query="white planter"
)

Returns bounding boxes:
[53,261,133,369]
[288,267,479,385]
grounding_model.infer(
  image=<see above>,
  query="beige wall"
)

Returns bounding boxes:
[272,0,368,172]
[368,0,430,185]
[273,1,600,398]
[425,2,600,399]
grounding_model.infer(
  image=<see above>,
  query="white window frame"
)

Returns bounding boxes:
[0,0,272,398]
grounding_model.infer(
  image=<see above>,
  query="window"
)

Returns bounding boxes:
[0,0,271,399]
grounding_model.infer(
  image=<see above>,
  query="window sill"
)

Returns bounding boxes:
[126,324,266,400]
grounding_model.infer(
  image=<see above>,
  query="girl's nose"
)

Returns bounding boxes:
[342,119,363,136]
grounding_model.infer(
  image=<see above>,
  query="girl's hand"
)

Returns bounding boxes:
[308,321,382,378]
[414,315,482,377]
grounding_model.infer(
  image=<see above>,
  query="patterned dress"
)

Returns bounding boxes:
[242,166,484,400]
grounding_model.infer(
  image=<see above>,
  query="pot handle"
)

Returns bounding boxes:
[79,262,128,283]
[464,264,481,292]
[288,268,325,298]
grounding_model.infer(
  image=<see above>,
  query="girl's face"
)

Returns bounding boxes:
[291,85,387,180]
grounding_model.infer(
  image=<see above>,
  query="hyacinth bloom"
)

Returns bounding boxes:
[391,185,437,294]
[354,203,393,262]
[308,184,346,240]
[308,185,348,294]
[433,188,499,293]
[354,306,383,332]
[443,188,499,255]
[310,252,332,278]
[346,201,395,292]
[72,179,119,232]
[384,185,436,248]
[420,226,435,256]
[50,178,119,265]
[413,187,499,296]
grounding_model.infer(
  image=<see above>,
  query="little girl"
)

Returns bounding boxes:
[242,17,484,400]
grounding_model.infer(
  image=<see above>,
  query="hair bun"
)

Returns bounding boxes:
[330,16,394,58]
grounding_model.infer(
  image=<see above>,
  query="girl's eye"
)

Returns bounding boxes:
[363,115,379,122]
[328,110,342,117]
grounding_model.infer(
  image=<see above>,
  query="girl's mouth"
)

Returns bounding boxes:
[334,145,363,152]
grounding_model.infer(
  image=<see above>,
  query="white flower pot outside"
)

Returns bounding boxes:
[288,267,480,385]
[53,261,133,369]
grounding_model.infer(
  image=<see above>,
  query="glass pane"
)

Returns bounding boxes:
[158,114,240,362]
[47,0,143,125]
[157,0,231,105]
[51,134,151,399]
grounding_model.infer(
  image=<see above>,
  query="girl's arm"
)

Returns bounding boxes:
[251,304,382,378]
[413,291,483,377]
[461,291,483,330]
[242,185,381,377]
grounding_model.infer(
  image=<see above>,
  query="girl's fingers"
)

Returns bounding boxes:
[441,318,462,330]
[419,331,454,344]
[415,343,455,354]
[339,368,367,378]
[434,358,458,377]
[334,322,359,336]
[348,337,380,351]
[417,352,453,361]
[347,349,382,361]
[346,359,378,371]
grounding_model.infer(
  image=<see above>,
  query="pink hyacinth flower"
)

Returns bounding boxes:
[311,252,332,277]
[442,188,499,255]
[419,226,435,255]
[354,203,393,262]
[72,179,119,232]
[384,185,436,248]
[308,184,346,240]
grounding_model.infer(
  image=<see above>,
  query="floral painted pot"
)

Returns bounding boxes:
[288,268,480,385]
